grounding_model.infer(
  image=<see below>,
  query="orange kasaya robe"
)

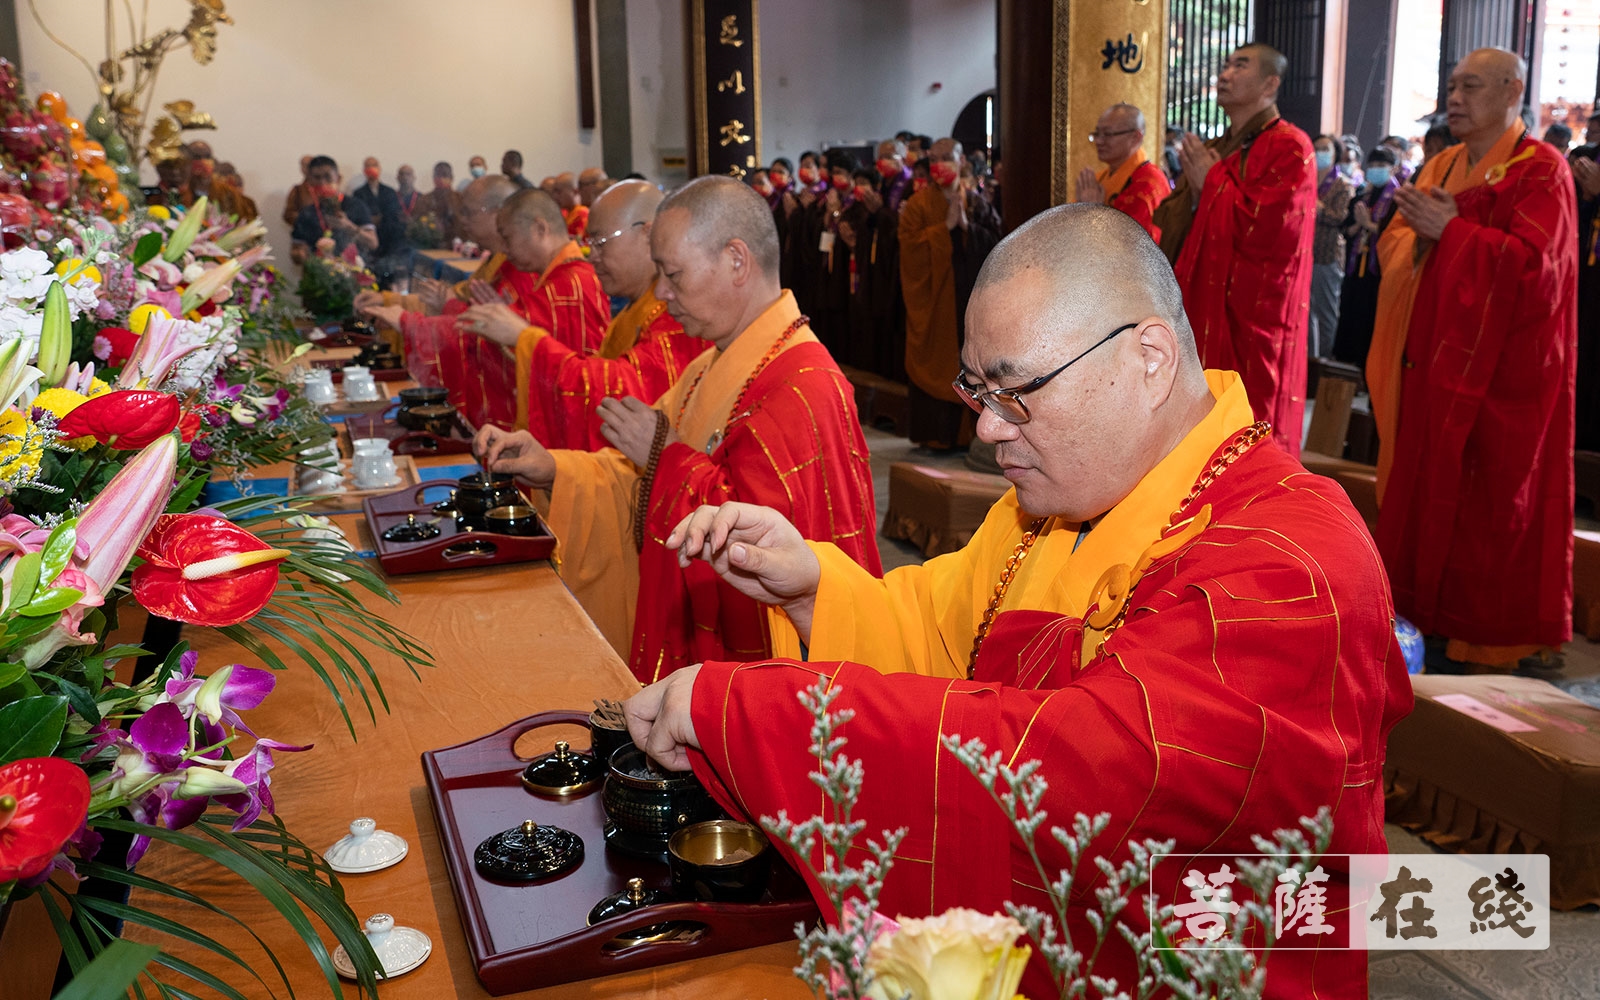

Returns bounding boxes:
[898,184,965,406]
[543,291,881,679]
[1174,117,1316,457]
[687,371,1413,1000]
[564,204,589,238]
[400,244,610,431]
[1369,123,1578,656]
[1090,148,1169,242]
[516,286,713,450]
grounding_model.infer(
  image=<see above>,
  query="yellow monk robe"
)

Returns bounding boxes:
[1367,121,1524,498]
[771,370,1250,671]
[565,204,589,239]
[544,291,880,674]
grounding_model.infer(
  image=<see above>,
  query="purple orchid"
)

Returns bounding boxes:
[156,652,276,737]
[216,738,310,830]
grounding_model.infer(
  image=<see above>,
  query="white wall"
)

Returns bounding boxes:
[18,0,602,262]
[626,0,689,186]
[905,0,997,142]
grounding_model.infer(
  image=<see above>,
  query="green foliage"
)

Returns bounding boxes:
[50,939,159,1000]
[296,257,359,322]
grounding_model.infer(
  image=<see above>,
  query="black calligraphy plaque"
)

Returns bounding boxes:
[688,0,761,179]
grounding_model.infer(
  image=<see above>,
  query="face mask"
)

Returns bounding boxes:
[876,158,899,178]
[313,184,340,202]
[912,177,929,193]
[753,182,773,196]
[798,166,818,185]
[1314,150,1334,171]
[363,167,381,181]
[854,184,871,200]
[470,165,486,178]
[832,175,851,191]
[1364,166,1392,187]
[929,161,959,187]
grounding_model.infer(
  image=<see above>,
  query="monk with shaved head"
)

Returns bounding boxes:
[476,175,880,676]
[1075,102,1167,241]
[632,203,1411,999]
[578,166,611,206]
[462,179,711,449]
[1370,47,1579,671]
[551,171,588,237]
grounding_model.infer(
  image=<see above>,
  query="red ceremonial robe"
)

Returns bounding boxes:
[526,287,712,450]
[1175,118,1316,456]
[1096,150,1169,242]
[1375,135,1578,650]
[689,437,1412,999]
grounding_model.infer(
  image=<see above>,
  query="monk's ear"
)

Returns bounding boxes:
[1134,318,1180,407]
[726,238,753,287]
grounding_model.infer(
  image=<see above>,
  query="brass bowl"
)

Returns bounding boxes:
[486,504,539,537]
[668,820,772,903]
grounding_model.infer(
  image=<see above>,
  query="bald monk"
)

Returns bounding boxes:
[1370,48,1578,671]
[1074,103,1168,241]
[899,137,1002,449]
[578,166,611,207]
[461,180,712,449]
[552,172,589,237]
[475,176,881,680]
[1155,44,1316,456]
[628,205,1411,999]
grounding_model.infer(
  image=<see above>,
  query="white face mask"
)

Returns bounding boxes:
[470,166,486,178]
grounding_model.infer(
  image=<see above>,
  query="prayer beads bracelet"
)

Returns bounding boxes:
[634,410,670,551]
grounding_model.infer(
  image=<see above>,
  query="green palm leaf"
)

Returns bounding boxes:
[50,938,159,1000]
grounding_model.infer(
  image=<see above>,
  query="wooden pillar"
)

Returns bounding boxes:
[999,0,1168,234]
[684,0,761,180]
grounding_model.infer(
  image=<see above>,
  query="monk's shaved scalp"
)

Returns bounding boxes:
[973,204,1196,359]
[1105,103,1146,133]
[498,187,566,232]
[589,179,663,233]
[1461,46,1527,84]
[657,175,781,276]
[462,174,518,214]
[1240,42,1287,80]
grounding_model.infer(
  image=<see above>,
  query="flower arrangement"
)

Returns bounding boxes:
[296,253,376,323]
[768,681,1335,1000]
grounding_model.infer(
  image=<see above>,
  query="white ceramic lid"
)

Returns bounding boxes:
[333,913,432,980]
[325,818,408,874]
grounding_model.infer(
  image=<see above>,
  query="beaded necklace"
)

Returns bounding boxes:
[674,314,809,448]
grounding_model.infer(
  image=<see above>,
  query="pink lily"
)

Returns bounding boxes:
[116,314,204,389]
[179,258,244,314]
[72,434,178,595]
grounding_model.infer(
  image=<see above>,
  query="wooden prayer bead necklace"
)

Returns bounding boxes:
[674,314,810,430]
[965,420,1272,678]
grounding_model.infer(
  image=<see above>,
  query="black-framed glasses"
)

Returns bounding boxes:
[953,322,1137,424]
[1089,128,1139,142]
[581,220,645,254]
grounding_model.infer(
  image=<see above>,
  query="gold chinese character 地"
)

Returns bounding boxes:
[727,163,748,179]
[717,69,746,94]
[719,119,751,147]
[719,14,744,47]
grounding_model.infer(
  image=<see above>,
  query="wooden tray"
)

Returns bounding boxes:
[362,479,557,574]
[286,453,420,508]
[422,711,818,995]
[336,411,477,458]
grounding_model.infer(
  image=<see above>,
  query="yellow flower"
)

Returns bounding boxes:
[147,204,171,220]
[0,409,43,478]
[32,387,95,450]
[129,303,171,335]
[86,377,111,397]
[53,258,103,285]
[866,908,1032,1000]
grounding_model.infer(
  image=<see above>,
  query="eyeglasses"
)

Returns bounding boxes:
[953,322,1137,424]
[581,220,645,254]
[1089,128,1139,142]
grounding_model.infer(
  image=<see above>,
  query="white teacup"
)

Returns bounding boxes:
[345,376,381,403]
[300,469,344,494]
[304,371,337,405]
[353,452,398,489]
[352,438,390,457]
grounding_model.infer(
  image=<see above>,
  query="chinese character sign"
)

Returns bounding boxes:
[690,0,760,179]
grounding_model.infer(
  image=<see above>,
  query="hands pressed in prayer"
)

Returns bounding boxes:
[416,277,450,313]
[597,396,675,466]
[1393,185,1458,242]
[363,304,404,330]
[1074,166,1105,205]
[1352,200,1376,232]
[464,278,510,306]
[797,187,816,210]
[1179,134,1220,201]
[472,425,556,487]
[945,185,968,231]
[1572,157,1600,200]
[623,665,702,771]
[353,289,383,314]
[665,502,822,640]
[859,187,884,214]
[460,302,528,347]
[838,220,858,251]
[781,191,799,218]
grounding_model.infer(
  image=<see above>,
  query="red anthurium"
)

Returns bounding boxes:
[131,514,290,627]
[55,390,181,450]
[0,757,91,882]
[177,410,201,443]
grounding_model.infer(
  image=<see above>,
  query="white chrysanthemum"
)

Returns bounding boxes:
[63,277,100,318]
[0,305,44,356]
[0,247,56,302]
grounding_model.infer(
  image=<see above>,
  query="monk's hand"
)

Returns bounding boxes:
[416,277,450,313]
[365,304,404,330]
[859,187,883,214]
[353,290,384,314]
[1179,135,1219,198]
[473,425,555,487]
[597,396,672,467]
[623,665,701,772]
[464,278,509,306]
[1571,157,1600,199]
[665,502,822,641]
[1394,185,1458,241]
[1075,166,1104,205]
[461,302,528,347]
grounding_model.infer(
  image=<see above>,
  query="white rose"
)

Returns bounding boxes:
[866,908,1031,1000]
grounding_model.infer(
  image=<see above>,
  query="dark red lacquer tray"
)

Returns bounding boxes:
[362,480,557,574]
[422,711,818,994]
[339,411,476,457]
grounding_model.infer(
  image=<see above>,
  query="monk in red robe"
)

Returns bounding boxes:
[476,176,881,679]
[628,206,1411,999]
[1164,44,1316,456]
[461,180,712,449]
[1369,48,1577,669]
[553,171,589,238]
[1074,103,1169,241]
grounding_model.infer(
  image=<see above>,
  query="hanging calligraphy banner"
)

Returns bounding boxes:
[1048,0,1168,206]
[688,0,762,179]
